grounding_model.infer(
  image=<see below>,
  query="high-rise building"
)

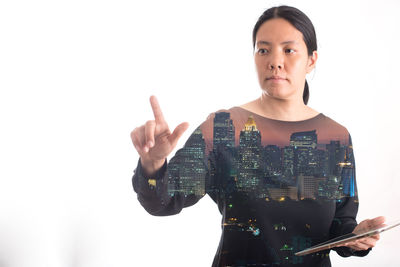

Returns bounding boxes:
[167,126,207,197]
[282,146,295,180]
[290,130,318,177]
[298,174,317,199]
[237,116,262,194]
[210,112,237,195]
[326,140,343,176]
[213,112,235,149]
[263,144,282,174]
[315,148,329,177]
[339,143,356,198]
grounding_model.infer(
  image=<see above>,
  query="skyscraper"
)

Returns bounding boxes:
[213,112,235,149]
[237,116,262,194]
[326,140,343,176]
[339,143,356,198]
[290,130,318,177]
[167,126,207,197]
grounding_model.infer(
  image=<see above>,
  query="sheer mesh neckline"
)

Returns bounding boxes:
[233,106,324,123]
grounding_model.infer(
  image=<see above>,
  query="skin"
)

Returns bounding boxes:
[131,17,384,252]
[240,17,319,121]
[336,216,385,251]
[130,95,189,177]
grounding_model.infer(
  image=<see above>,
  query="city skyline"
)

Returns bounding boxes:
[200,108,351,154]
[168,110,355,202]
[163,110,357,265]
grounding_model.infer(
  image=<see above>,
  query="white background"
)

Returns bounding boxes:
[1,0,399,266]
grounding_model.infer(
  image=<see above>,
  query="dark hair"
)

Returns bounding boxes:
[252,5,317,105]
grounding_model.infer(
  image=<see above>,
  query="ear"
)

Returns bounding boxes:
[306,50,318,73]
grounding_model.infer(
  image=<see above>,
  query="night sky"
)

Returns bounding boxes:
[200,106,350,154]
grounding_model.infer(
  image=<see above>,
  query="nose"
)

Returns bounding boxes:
[269,63,282,70]
[268,52,283,70]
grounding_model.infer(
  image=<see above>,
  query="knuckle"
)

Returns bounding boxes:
[134,125,144,136]
[132,126,144,137]
[145,120,155,127]
[131,135,139,146]
[131,130,138,140]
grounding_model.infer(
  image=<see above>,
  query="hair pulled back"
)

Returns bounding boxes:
[252,5,317,105]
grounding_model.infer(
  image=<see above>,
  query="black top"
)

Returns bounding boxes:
[132,107,371,266]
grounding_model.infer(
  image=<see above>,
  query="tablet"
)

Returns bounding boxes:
[295,219,400,256]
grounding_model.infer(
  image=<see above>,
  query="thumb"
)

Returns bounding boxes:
[356,216,386,234]
[370,216,386,227]
[168,122,190,148]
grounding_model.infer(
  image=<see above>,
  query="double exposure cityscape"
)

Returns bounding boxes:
[167,111,355,202]
[162,111,357,265]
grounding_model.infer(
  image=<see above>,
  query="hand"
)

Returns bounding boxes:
[336,216,386,251]
[130,95,189,175]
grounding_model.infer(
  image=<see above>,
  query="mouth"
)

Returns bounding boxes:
[267,76,286,80]
[266,77,287,83]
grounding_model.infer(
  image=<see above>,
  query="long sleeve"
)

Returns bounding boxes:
[330,133,371,257]
[132,125,210,216]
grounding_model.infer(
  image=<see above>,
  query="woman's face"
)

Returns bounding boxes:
[254,18,317,102]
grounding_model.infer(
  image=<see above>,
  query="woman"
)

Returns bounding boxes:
[131,5,384,266]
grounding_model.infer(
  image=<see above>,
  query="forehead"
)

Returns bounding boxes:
[256,18,304,45]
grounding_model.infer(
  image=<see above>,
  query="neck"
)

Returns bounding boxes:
[258,93,309,120]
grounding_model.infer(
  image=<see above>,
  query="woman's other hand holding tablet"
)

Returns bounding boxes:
[337,216,386,251]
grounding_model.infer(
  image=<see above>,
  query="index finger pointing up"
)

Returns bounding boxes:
[149,95,166,123]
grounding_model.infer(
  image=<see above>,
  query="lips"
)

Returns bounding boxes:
[267,76,286,80]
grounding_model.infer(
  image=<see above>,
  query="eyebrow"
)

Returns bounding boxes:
[256,40,298,46]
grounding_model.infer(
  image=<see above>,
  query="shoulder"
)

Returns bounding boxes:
[199,107,241,127]
[317,113,354,147]
[321,113,350,134]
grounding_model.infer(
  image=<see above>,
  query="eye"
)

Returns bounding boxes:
[257,48,268,55]
[285,48,295,54]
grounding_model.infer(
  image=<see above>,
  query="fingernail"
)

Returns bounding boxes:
[148,141,154,147]
[144,146,149,152]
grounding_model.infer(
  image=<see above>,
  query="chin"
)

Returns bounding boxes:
[262,87,294,99]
